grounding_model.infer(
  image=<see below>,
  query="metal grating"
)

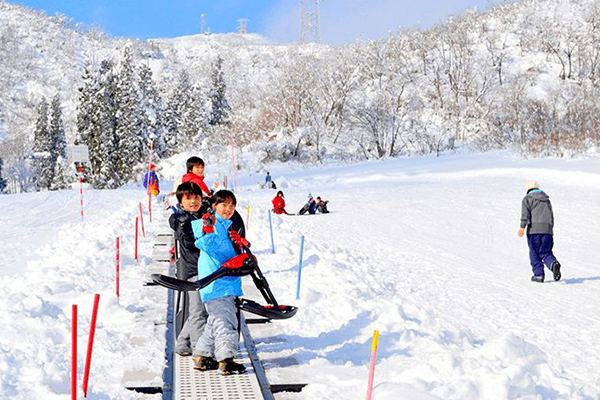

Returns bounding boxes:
[174,344,263,400]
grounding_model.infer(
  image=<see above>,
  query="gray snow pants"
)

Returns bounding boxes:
[194,295,239,361]
[175,275,209,355]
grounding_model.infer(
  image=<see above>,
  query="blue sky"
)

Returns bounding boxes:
[12,0,493,45]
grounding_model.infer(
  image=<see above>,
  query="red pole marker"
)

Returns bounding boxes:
[82,294,100,398]
[79,166,84,220]
[116,237,120,297]
[135,217,138,261]
[366,330,379,400]
[72,304,77,400]
[139,202,145,237]
[148,192,152,223]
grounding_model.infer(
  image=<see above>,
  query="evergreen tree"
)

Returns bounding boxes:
[188,83,209,144]
[76,59,100,183]
[208,56,230,126]
[96,59,120,189]
[49,94,68,190]
[163,70,192,156]
[32,97,54,190]
[0,156,7,194]
[115,46,143,182]
[138,63,165,158]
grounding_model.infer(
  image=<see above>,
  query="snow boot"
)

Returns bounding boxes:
[192,356,219,371]
[218,358,246,375]
[531,275,544,283]
[551,261,562,281]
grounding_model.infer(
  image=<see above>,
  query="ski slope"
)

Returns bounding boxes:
[1,151,599,399]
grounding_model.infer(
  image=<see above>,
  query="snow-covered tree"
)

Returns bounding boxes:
[48,93,68,190]
[95,59,120,188]
[208,56,230,126]
[0,156,7,194]
[32,97,54,190]
[163,70,193,155]
[115,46,143,182]
[138,63,164,158]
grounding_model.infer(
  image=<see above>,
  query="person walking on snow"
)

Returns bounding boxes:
[518,181,562,283]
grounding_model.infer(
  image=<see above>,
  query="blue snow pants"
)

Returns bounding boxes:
[527,234,558,277]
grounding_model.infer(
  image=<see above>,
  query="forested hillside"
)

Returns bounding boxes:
[2,0,600,193]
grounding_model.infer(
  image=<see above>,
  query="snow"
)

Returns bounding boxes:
[2,151,600,399]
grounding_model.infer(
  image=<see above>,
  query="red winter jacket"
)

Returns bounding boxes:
[182,173,210,196]
[272,196,286,214]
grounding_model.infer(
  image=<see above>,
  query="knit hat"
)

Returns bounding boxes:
[525,181,539,191]
[307,193,313,199]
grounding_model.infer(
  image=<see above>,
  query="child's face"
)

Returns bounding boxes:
[180,193,201,212]
[191,164,204,176]
[215,199,236,220]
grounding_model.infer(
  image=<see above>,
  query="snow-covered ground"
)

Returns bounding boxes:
[1,151,600,399]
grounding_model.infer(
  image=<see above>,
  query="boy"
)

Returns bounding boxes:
[169,182,209,356]
[191,190,247,375]
[298,194,317,215]
[170,157,211,197]
[518,181,562,283]
[172,156,246,237]
[316,196,329,213]
[143,164,160,195]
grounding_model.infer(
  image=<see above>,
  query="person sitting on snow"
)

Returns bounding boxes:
[143,164,160,195]
[272,190,290,215]
[316,196,329,214]
[298,194,317,215]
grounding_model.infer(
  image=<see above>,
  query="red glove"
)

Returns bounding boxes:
[229,231,250,248]
[222,253,249,269]
[202,211,215,233]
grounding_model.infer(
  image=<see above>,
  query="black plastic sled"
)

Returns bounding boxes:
[151,245,297,320]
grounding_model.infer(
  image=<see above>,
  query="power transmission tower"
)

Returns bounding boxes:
[200,14,207,34]
[237,18,248,34]
[299,0,322,43]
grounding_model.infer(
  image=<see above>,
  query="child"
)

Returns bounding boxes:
[191,190,247,375]
[298,194,317,215]
[264,171,276,189]
[518,181,562,283]
[143,164,160,195]
[316,196,329,213]
[179,156,211,197]
[169,182,209,357]
[272,190,289,215]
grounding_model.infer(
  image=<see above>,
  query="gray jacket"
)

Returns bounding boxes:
[520,190,554,235]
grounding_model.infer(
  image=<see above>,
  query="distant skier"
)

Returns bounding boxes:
[272,190,290,215]
[298,194,317,215]
[316,196,329,213]
[143,164,160,195]
[518,181,561,283]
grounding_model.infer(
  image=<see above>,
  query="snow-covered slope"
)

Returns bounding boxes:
[1,151,599,399]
